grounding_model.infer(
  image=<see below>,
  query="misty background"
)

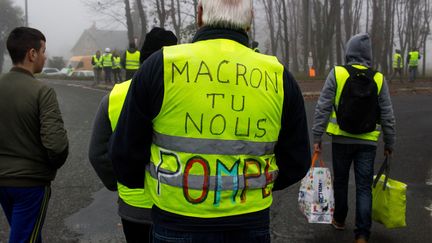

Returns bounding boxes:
[1,0,432,77]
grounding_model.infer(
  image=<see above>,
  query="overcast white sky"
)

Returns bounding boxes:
[12,0,99,58]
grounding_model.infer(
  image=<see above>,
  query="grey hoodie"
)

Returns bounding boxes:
[312,33,396,150]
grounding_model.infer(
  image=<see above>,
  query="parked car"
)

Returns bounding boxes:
[59,67,73,76]
[40,67,61,76]
[69,70,94,78]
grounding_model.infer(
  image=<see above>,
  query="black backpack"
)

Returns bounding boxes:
[336,65,380,134]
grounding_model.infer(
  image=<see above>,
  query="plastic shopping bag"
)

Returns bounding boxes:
[372,156,407,228]
[298,152,335,224]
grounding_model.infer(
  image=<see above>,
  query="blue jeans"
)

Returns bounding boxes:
[0,186,51,243]
[332,143,376,240]
[409,66,417,82]
[152,224,270,243]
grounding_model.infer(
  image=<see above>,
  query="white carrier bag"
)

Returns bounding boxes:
[298,151,335,224]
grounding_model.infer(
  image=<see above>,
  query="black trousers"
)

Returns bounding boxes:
[121,218,152,243]
[125,69,138,80]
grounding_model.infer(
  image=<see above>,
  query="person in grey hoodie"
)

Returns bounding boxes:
[312,33,395,243]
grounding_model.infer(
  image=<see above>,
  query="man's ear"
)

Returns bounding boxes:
[28,48,37,63]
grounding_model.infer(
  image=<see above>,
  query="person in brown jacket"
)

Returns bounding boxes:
[0,27,69,243]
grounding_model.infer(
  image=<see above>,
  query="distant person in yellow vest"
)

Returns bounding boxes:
[312,33,395,243]
[91,50,103,85]
[112,51,122,83]
[110,0,311,242]
[389,49,403,83]
[102,47,114,84]
[407,48,421,82]
[88,29,177,243]
[122,42,140,80]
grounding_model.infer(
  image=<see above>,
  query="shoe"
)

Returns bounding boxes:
[331,219,345,230]
[354,236,368,243]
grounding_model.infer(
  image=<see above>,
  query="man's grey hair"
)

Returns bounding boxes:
[199,0,253,30]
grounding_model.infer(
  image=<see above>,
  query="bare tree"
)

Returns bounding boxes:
[82,0,126,29]
[135,0,148,47]
[124,0,135,45]
[280,0,291,67]
[155,0,168,27]
[302,0,311,74]
[0,0,23,73]
[262,0,277,55]
[169,0,182,41]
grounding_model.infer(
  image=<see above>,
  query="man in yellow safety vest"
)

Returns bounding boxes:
[407,48,421,82]
[389,49,403,83]
[110,0,311,242]
[122,42,140,80]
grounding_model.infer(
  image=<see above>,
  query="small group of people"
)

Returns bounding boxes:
[1,1,396,243]
[390,48,421,82]
[91,43,141,86]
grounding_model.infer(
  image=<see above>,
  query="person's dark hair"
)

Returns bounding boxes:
[6,27,46,64]
[140,27,177,64]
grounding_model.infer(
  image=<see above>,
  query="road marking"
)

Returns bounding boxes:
[66,84,108,93]
[426,169,432,186]
[425,203,432,217]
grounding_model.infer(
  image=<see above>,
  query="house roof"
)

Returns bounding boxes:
[71,25,128,56]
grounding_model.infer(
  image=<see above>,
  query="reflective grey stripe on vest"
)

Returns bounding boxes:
[329,117,381,131]
[153,132,277,156]
[146,163,278,190]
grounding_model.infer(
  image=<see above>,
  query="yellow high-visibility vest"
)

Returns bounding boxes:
[393,53,403,69]
[125,50,140,70]
[145,39,285,218]
[113,56,121,69]
[108,80,152,209]
[326,65,384,141]
[408,51,419,67]
[102,53,113,67]
[92,55,102,68]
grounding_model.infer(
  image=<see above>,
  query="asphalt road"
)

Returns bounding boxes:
[0,78,431,243]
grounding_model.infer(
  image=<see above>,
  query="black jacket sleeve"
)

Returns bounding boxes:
[88,95,117,191]
[273,69,311,191]
[110,51,164,188]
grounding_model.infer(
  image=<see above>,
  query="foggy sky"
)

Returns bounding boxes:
[12,0,100,58]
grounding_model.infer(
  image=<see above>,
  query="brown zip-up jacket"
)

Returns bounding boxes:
[0,67,69,187]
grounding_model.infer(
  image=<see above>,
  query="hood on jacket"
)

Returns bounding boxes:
[345,33,372,67]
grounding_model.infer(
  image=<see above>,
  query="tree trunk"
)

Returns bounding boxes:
[136,0,147,48]
[156,0,167,27]
[124,0,135,44]
[0,40,5,74]
[281,0,290,68]
[344,0,353,43]
[169,0,181,41]
[335,0,342,64]
[302,0,310,74]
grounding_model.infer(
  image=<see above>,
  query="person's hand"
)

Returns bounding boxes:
[313,142,322,153]
[384,148,393,157]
